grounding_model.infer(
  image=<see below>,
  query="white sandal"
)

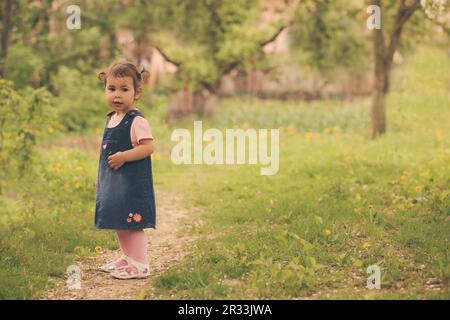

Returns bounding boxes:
[110,256,150,280]
[98,254,129,273]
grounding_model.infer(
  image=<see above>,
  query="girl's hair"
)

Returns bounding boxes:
[98,62,150,92]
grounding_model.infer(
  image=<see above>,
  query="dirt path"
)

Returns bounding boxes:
[42,133,203,299]
[44,189,201,300]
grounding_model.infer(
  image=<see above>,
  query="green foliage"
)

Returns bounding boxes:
[8,0,265,90]
[209,98,370,133]
[41,27,106,81]
[0,148,116,299]
[289,0,446,79]
[7,0,119,88]
[51,67,105,132]
[150,46,449,299]
[0,80,54,184]
[4,44,44,89]
[290,0,369,76]
[118,0,168,39]
[164,42,220,91]
[3,0,447,94]
[0,80,116,299]
[151,0,275,88]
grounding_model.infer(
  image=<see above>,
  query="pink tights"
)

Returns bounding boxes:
[116,230,148,265]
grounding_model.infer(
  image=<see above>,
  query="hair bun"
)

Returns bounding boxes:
[140,68,150,82]
[98,71,106,82]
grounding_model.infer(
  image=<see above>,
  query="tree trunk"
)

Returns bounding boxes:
[369,83,387,139]
[0,0,13,78]
[368,0,421,139]
[370,56,391,139]
[370,19,389,139]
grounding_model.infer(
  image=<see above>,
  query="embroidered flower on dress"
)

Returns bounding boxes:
[126,212,143,223]
[133,213,142,223]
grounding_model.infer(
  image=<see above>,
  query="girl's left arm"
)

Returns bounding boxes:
[107,139,154,170]
[123,139,154,161]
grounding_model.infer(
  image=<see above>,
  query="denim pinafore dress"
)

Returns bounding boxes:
[95,109,156,230]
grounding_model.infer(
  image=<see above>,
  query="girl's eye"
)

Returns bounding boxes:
[122,88,128,92]
[108,88,115,91]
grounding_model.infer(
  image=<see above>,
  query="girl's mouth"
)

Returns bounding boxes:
[113,102,123,106]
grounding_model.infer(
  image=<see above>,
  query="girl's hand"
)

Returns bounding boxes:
[107,152,127,170]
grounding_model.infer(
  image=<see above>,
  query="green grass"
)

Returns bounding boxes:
[0,148,117,299]
[0,89,172,299]
[0,46,448,299]
[148,46,450,299]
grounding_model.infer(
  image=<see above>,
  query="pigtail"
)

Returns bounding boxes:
[140,68,150,83]
[98,71,107,82]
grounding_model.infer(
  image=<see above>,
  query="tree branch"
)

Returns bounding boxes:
[259,25,289,47]
[154,46,180,67]
[385,0,421,63]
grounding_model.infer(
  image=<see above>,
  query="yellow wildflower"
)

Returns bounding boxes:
[94,246,103,254]
[305,132,314,142]
[435,128,444,140]
[287,124,296,135]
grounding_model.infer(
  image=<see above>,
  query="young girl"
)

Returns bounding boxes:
[95,62,156,280]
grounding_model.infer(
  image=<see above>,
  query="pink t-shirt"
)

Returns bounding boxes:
[107,110,153,147]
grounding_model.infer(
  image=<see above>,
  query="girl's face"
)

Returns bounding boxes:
[104,76,142,113]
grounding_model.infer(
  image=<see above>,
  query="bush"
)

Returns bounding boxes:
[5,44,44,89]
[0,80,54,187]
[51,67,106,132]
